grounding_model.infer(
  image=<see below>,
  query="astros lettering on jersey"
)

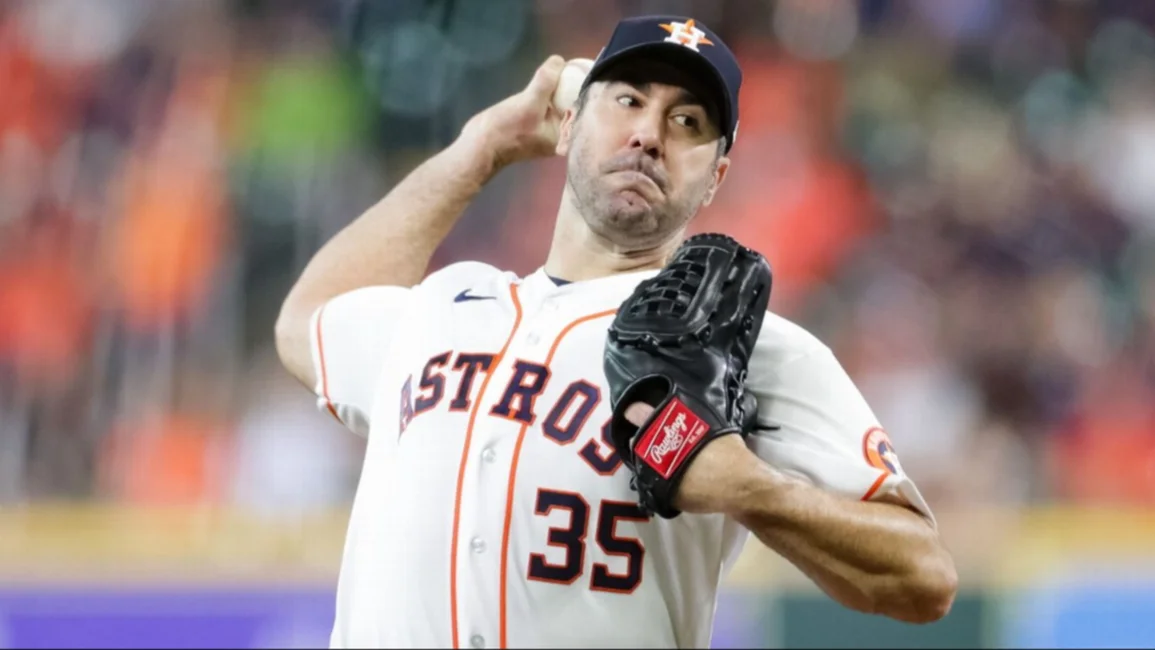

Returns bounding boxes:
[309,261,934,649]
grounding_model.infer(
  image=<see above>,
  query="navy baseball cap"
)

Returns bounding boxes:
[581,16,742,152]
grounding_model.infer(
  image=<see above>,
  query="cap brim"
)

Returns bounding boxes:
[584,42,733,150]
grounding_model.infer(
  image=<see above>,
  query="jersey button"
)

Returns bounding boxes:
[526,332,540,345]
[470,634,486,649]
[470,536,486,554]
[481,447,496,463]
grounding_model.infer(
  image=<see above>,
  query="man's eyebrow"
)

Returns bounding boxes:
[673,88,706,109]
[610,80,706,108]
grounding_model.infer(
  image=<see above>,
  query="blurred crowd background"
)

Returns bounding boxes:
[1,0,1154,647]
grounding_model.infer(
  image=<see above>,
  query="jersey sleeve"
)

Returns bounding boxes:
[744,343,935,525]
[309,285,411,437]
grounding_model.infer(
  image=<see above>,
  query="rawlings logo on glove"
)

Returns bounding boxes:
[603,233,773,519]
[635,398,709,479]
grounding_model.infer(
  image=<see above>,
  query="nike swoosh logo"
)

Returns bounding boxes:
[454,289,496,303]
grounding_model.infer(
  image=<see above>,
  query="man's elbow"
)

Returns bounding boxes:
[879,553,959,624]
[273,299,317,390]
[273,304,296,366]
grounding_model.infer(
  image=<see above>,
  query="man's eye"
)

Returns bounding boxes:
[617,95,640,107]
[674,114,699,130]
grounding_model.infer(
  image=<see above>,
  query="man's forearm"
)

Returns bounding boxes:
[289,134,497,301]
[723,453,957,623]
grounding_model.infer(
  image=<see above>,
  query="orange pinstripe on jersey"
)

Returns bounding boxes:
[499,308,617,648]
[861,472,888,501]
[450,284,524,649]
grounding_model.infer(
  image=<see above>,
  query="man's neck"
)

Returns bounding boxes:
[543,204,679,283]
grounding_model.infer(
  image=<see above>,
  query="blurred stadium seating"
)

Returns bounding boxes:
[1,0,1154,647]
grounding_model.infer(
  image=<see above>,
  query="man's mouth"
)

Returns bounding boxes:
[611,170,664,201]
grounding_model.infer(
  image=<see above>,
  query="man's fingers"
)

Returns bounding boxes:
[625,402,655,427]
[526,54,566,100]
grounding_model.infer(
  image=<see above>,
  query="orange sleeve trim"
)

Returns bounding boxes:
[314,304,341,423]
[449,284,524,649]
[499,307,617,649]
[861,472,888,501]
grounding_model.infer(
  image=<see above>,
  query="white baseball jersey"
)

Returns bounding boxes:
[308,262,933,649]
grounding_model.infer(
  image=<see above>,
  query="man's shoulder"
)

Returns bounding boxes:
[418,261,520,294]
[752,310,833,369]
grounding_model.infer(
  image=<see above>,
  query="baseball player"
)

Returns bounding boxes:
[275,15,957,649]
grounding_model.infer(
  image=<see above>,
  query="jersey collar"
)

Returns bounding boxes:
[519,266,661,310]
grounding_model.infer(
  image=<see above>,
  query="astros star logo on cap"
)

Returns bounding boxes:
[658,19,714,52]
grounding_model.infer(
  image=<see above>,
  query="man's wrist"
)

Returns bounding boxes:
[452,119,506,183]
[674,435,776,516]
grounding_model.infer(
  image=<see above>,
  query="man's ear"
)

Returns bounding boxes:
[556,108,577,157]
[701,156,730,207]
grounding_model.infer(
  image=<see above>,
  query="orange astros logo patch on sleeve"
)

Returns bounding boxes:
[862,427,902,475]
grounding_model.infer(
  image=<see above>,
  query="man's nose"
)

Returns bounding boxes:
[627,119,663,160]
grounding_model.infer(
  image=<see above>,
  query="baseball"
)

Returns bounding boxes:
[551,57,594,113]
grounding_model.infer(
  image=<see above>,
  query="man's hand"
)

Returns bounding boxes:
[603,234,773,519]
[623,402,756,515]
[460,55,568,172]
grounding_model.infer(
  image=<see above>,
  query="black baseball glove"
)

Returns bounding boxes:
[603,233,773,519]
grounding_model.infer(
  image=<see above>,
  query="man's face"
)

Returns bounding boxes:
[557,58,730,249]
